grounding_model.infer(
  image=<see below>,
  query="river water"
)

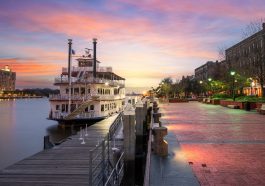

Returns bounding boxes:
[0,98,71,170]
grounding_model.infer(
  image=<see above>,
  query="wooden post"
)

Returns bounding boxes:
[135,99,144,136]
[123,103,135,186]
[43,135,54,150]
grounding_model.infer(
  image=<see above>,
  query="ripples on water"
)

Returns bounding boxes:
[0,98,73,170]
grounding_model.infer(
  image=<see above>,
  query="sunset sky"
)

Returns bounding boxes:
[0,0,265,89]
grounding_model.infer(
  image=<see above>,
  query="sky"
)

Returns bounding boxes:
[0,0,265,89]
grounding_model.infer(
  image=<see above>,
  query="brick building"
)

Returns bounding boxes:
[225,23,265,96]
[0,65,16,92]
[194,61,221,81]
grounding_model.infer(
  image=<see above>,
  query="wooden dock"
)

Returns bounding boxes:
[0,114,121,186]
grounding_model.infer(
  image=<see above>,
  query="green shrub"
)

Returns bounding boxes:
[235,96,265,102]
[212,94,231,99]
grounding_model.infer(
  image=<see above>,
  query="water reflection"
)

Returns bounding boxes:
[46,125,73,143]
[0,98,67,169]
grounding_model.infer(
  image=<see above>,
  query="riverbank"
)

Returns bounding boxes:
[0,95,43,99]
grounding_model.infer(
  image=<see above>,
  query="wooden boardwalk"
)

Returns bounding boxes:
[0,114,120,186]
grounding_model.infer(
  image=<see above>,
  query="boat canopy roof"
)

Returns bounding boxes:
[97,71,125,80]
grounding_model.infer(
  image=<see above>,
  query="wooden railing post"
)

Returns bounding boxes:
[123,103,135,186]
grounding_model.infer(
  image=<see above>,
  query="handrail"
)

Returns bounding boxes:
[88,113,124,186]
[104,152,124,186]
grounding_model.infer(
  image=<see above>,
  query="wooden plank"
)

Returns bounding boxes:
[0,114,122,185]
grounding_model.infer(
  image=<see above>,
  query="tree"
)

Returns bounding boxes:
[157,77,173,99]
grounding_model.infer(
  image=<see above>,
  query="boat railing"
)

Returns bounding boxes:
[54,77,125,87]
[77,111,100,119]
[49,94,125,101]
[49,94,93,101]
[100,94,126,100]
[51,111,100,120]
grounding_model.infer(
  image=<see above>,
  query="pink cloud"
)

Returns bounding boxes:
[3,7,218,61]
[0,58,61,76]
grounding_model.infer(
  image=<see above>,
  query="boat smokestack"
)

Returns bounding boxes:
[93,38,97,78]
[68,39,72,81]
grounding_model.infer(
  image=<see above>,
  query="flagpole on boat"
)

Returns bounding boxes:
[68,39,72,114]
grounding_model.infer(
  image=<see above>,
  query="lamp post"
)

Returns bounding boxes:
[230,71,236,101]
[199,80,203,97]
[208,78,212,97]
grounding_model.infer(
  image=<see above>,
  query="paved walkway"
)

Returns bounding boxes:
[159,102,265,185]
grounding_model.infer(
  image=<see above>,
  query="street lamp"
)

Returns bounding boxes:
[230,71,235,101]
[199,80,203,96]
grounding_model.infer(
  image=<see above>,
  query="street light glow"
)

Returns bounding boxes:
[230,71,235,76]
[208,78,212,82]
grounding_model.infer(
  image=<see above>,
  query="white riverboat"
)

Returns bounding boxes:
[48,39,126,124]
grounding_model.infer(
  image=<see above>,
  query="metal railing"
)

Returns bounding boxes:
[88,114,124,186]
[49,94,125,101]
[104,152,124,186]
[49,94,91,101]
[54,77,125,87]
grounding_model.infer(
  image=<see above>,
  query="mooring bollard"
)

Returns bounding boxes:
[153,106,159,113]
[123,103,135,186]
[153,112,162,124]
[152,127,168,156]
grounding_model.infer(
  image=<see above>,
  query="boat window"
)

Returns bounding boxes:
[70,104,76,112]
[79,71,84,78]
[81,87,85,95]
[90,105,94,110]
[107,104,109,110]
[62,104,66,112]
[66,88,69,94]
[87,88,90,94]
[85,107,88,112]
[66,104,68,112]
[105,104,108,110]
[101,105,104,112]
[122,101,125,105]
[56,105,60,110]
[74,88,79,94]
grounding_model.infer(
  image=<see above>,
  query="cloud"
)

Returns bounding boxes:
[0,58,61,76]
[1,0,265,88]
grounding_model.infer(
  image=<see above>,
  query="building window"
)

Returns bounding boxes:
[90,105,94,110]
